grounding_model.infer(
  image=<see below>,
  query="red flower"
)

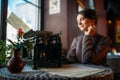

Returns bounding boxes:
[18,28,24,37]
[8,28,33,51]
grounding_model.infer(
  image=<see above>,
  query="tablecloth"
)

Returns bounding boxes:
[0,64,113,80]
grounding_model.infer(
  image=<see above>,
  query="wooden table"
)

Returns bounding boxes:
[0,64,113,80]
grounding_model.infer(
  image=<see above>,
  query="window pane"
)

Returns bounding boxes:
[88,0,95,9]
[7,0,40,41]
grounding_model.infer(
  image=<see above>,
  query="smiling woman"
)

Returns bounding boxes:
[65,8,111,66]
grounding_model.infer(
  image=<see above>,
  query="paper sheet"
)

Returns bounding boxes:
[6,12,31,33]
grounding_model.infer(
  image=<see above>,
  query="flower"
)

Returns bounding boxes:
[8,28,33,51]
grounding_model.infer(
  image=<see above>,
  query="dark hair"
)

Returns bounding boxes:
[78,8,97,24]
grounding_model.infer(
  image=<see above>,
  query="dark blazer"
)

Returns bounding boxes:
[66,33,111,66]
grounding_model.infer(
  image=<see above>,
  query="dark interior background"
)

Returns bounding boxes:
[1,0,120,51]
[105,0,120,51]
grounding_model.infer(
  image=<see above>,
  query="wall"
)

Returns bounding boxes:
[44,0,67,49]
[94,0,108,36]
[44,0,80,49]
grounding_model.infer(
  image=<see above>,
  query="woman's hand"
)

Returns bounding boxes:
[84,26,96,36]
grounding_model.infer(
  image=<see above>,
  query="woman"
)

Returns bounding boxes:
[66,8,111,66]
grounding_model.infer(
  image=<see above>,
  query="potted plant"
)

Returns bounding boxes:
[7,28,33,73]
[0,40,11,67]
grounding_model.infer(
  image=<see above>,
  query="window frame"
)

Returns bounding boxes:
[0,0,8,40]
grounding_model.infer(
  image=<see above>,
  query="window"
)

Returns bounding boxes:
[77,0,84,12]
[77,0,95,12]
[88,0,95,9]
[7,0,41,42]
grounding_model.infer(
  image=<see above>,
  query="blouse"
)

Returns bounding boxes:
[66,34,111,66]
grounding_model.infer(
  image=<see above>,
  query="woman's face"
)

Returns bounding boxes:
[77,14,94,32]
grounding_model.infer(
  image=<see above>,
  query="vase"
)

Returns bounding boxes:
[7,48,24,73]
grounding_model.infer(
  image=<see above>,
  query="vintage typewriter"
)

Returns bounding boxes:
[23,30,62,69]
